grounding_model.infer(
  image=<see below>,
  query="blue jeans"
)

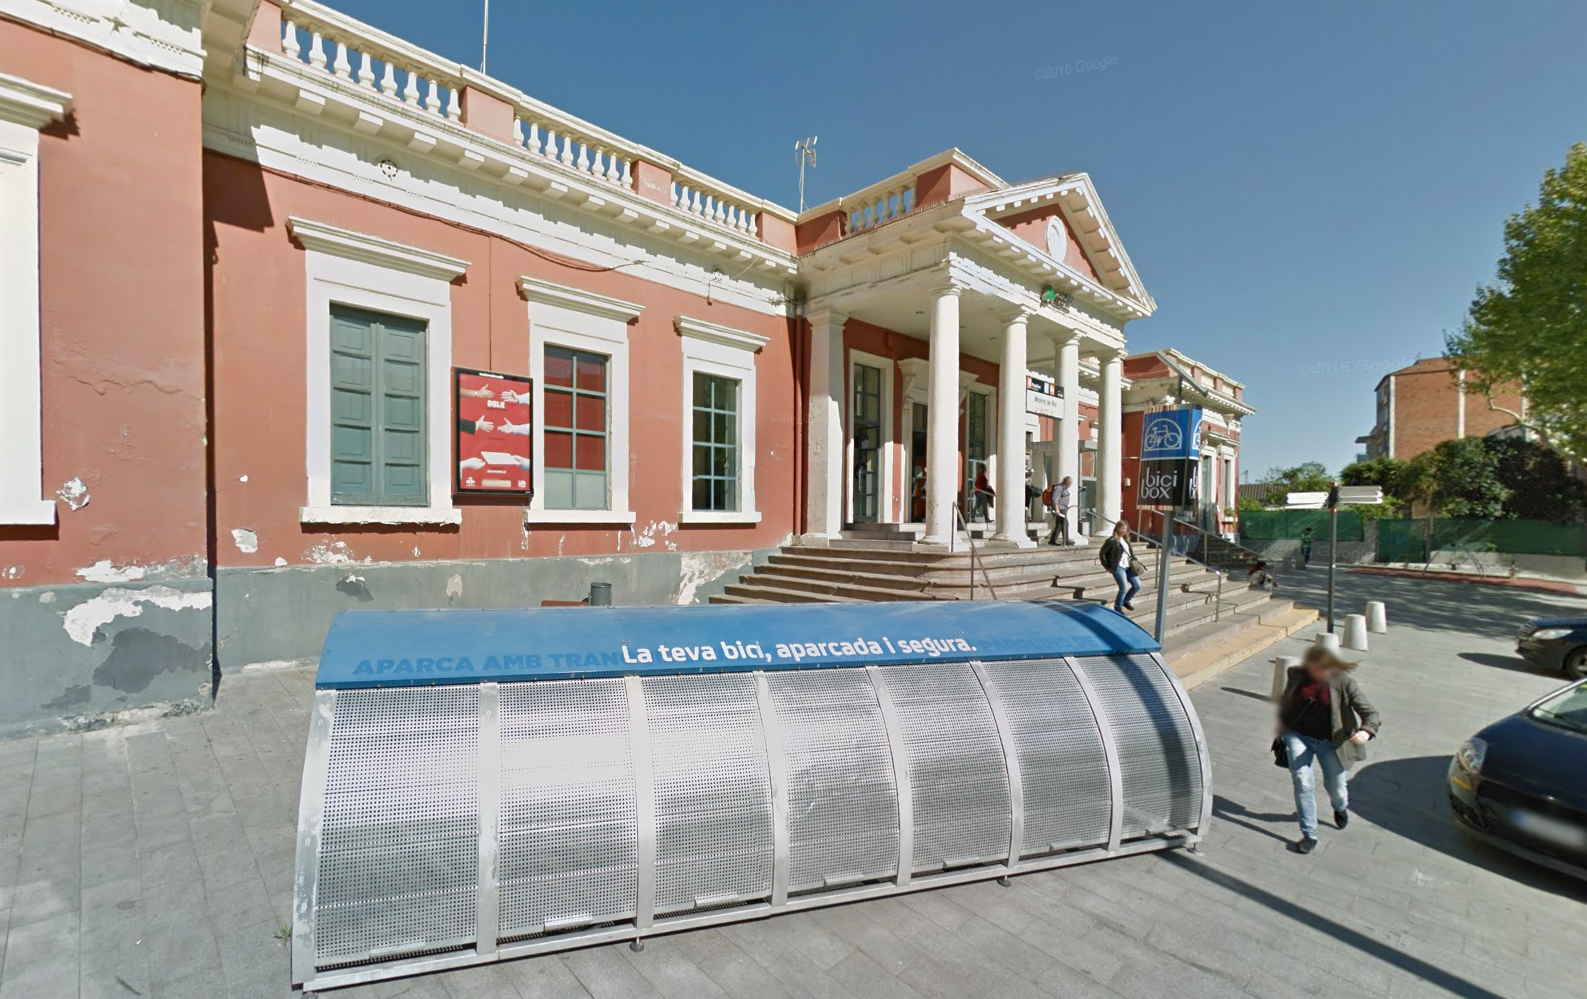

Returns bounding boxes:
[1111,564,1139,612]
[1282,730,1348,838]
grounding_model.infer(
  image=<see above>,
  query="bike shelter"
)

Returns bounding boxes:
[292,600,1212,991]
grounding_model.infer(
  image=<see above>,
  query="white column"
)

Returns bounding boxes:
[1053,330,1081,510]
[922,286,961,546]
[1097,347,1124,534]
[804,307,847,542]
[994,309,1033,545]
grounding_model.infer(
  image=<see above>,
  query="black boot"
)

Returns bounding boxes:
[1296,836,1318,854]
[1334,808,1349,830]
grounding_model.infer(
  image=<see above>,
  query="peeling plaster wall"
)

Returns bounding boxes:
[215,549,768,670]
[0,18,208,590]
[0,579,214,740]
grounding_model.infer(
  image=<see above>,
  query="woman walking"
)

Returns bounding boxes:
[1098,521,1139,613]
[1278,646,1382,853]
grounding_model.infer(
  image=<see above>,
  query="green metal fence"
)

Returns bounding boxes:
[1372,518,1584,562]
[1238,510,1364,542]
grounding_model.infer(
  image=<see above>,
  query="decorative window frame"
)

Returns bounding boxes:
[521,276,643,525]
[675,317,767,525]
[0,72,71,526]
[291,217,469,525]
[845,349,895,525]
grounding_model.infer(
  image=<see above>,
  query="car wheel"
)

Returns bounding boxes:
[1566,647,1587,680]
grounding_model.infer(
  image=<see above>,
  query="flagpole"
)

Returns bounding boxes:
[481,0,490,73]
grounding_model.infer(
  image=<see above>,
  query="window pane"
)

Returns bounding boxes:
[693,409,711,444]
[575,394,606,433]
[545,347,574,387]
[693,477,712,510]
[693,445,710,476]
[714,412,733,445]
[544,430,574,469]
[693,372,711,408]
[575,432,606,471]
[576,353,607,392]
[544,388,573,429]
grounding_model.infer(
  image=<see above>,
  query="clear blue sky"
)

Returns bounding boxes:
[333,0,1586,479]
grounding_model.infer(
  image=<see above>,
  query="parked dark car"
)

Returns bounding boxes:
[1449,679,1587,880]
[1515,617,1587,679]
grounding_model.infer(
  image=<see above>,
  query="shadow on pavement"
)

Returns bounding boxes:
[1281,569,1579,642]
[1457,651,1556,676]
[1350,755,1587,901]
[1164,852,1512,999]
[1212,794,1293,844]
[1218,686,1271,702]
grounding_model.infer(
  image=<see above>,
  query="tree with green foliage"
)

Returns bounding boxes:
[1487,438,1586,521]
[1261,462,1332,506]
[1339,457,1407,492]
[1447,143,1587,463]
[1423,438,1510,519]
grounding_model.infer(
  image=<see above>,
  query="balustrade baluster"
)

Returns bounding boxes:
[575,142,590,175]
[403,70,420,105]
[545,130,560,161]
[424,80,441,114]
[591,147,606,181]
[746,211,758,238]
[671,182,682,208]
[446,87,461,120]
[282,21,300,59]
[527,122,543,156]
[690,190,703,217]
[558,134,574,166]
[512,118,525,147]
[357,52,375,88]
[605,151,620,184]
[380,62,397,97]
[333,40,351,79]
[308,31,326,70]
[620,159,633,189]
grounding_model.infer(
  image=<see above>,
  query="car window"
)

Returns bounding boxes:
[1531,683,1587,735]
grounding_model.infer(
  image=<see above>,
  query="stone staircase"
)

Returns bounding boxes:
[710,533,1301,659]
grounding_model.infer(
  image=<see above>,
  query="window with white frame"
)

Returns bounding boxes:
[522,277,643,525]
[0,73,71,526]
[290,217,469,525]
[676,317,766,523]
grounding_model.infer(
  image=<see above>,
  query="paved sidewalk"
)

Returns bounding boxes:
[2,572,1584,999]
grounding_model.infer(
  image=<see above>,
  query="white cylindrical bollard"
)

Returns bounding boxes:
[1271,655,1300,701]
[1366,601,1387,634]
[1315,631,1340,654]
[1343,614,1369,652]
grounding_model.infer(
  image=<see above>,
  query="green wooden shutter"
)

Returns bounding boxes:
[329,305,427,506]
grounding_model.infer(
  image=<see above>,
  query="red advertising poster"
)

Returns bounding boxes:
[454,367,533,496]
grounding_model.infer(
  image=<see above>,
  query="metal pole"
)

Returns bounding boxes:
[480,0,490,73]
[1326,505,1338,633]
[1153,508,1172,643]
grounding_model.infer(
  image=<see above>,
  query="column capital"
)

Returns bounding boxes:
[922,277,964,300]
[994,302,1035,325]
[805,305,847,329]
[1046,325,1082,346]
[1094,344,1128,364]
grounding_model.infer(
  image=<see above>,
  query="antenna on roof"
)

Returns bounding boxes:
[795,136,818,212]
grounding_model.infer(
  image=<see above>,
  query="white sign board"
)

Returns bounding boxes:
[1338,485,1384,505]
[1026,373,1062,418]
[1285,491,1328,510]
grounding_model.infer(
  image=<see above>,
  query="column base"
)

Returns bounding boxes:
[991,533,1037,549]
[796,533,834,547]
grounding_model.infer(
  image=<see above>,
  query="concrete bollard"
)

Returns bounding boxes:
[1271,655,1300,700]
[1314,632,1340,654]
[1366,601,1387,634]
[1343,614,1369,652]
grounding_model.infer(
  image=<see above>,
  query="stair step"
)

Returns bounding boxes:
[720,583,864,603]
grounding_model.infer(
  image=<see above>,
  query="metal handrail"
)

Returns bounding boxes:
[1140,509,1256,572]
[951,504,999,601]
[1138,511,1230,622]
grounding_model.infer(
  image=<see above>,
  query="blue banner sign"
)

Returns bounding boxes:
[1140,408,1204,462]
[315,600,1159,688]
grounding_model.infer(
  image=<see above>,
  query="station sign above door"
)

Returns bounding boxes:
[1026,372,1062,419]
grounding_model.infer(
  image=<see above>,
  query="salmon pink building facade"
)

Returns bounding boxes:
[0,0,1161,735]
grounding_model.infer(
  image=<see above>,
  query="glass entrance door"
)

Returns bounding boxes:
[909,402,927,522]
[851,364,882,523]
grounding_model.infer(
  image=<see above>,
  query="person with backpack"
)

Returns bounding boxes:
[1044,476,1073,546]
[1098,520,1139,612]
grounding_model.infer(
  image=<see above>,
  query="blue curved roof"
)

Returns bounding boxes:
[314,600,1159,688]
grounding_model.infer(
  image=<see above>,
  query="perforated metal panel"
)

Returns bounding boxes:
[1068,654,1202,838]
[979,659,1112,855]
[876,663,1011,872]
[316,686,480,964]
[765,669,900,892]
[497,679,636,941]
[640,674,774,915]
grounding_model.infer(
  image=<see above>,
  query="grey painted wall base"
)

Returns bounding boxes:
[0,578,215,741]
[216,547,771,672]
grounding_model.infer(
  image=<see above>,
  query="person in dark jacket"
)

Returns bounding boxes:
[1097,521,1138,613]
[1278,646,1382,853]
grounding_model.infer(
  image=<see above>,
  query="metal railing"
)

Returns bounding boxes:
[951,504,999,601]
[1134,512,1229,625]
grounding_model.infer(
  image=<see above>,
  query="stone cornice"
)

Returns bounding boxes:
[674,316,769,353]
[518,275,643,324]
[0,71,70,130]
[286,217,470,281]
[0,0,208,80]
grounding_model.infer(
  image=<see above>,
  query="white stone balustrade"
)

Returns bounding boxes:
[280,13,463,123]
[670,177,759,237]
[848,185,915,233]
[511,115,635,191]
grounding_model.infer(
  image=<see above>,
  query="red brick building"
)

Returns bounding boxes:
[1356,357,1526,460]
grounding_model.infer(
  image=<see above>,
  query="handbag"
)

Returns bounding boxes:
[1270,736,1288,768]
[1128,556,1147,576]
